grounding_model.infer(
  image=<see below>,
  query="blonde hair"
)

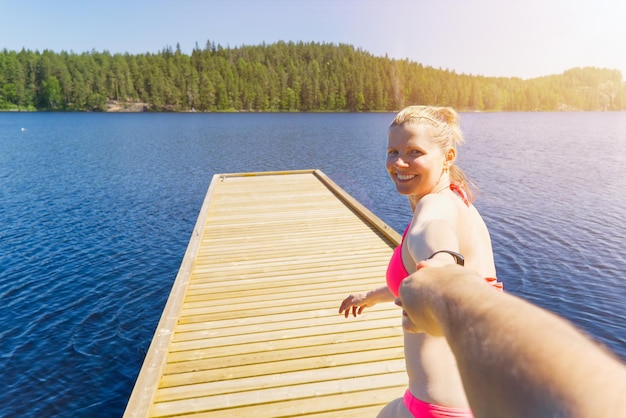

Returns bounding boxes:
[390,105,476,202]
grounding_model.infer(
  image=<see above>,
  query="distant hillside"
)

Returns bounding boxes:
[1,41,624,112]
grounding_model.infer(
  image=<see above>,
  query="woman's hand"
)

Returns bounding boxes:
[339,292,375,318]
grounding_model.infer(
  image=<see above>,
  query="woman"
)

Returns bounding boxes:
[339,105,498,417]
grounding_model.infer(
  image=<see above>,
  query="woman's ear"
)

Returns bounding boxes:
[445,148,457,166]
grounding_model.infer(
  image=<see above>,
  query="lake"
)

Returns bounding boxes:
[1,111,625,417]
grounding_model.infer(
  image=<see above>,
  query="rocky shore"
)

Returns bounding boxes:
[106,101,149,112]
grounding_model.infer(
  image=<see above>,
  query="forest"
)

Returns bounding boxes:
[0,40,624,112]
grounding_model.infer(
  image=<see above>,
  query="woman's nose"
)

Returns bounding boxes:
[394,156,409,167]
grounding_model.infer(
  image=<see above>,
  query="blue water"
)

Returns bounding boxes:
[1,112,625,417]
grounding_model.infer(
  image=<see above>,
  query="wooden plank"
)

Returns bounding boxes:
[154,388,403,418]
[151,373,408,417]
[124,170,405,417]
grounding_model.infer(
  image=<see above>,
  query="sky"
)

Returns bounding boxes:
[1,0,624,80]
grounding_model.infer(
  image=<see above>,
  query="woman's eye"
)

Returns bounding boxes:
[387,150,398,157]
[409,150,422,156]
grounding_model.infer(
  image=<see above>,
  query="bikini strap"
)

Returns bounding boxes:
[449,182,470,207]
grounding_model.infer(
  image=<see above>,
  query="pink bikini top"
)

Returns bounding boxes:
[386,183,471,297]
[386,226,411,297]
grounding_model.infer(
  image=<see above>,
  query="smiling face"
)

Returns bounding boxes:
[386,123,448,199]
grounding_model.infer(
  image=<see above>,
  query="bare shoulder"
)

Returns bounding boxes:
[413,193,457,226]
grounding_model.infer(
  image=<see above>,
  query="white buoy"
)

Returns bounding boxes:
[21,128,26,132]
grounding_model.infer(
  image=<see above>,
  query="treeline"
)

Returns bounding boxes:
[0,41,624,112]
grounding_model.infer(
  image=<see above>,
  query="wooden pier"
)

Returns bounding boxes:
[124,170,406,417]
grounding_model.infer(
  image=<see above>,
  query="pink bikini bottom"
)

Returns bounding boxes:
[403,389,474,417]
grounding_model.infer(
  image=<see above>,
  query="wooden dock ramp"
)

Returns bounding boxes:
[124,169,406,417]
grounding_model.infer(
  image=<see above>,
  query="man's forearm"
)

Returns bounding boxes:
[400,266,626,418]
